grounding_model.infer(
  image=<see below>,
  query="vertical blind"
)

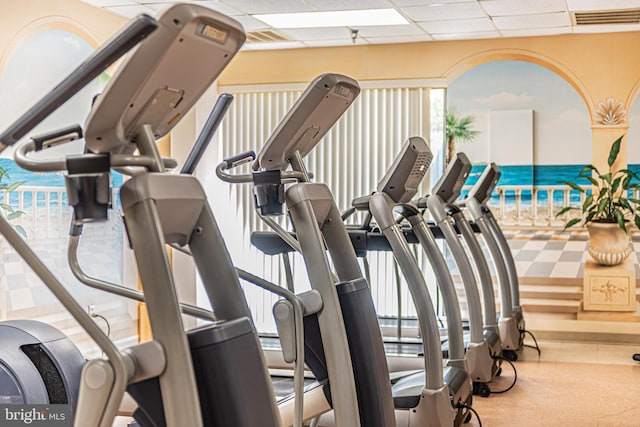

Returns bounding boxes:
[217,82,440,333]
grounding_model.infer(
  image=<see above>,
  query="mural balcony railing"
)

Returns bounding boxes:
[0,184,624,237]
[0,185,120,239]
[464,184,607,228]
[473,185,640,227]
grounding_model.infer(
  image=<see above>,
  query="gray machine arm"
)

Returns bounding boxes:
[67,233,217,322]
[428,153,485,344]
[370,192,444,390]
[450,208,499,330]
[464,162,514,318]
[403,210,466,361]
[464,162,526,353]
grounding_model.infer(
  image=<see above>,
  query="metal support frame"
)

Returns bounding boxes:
[286,194,362,427]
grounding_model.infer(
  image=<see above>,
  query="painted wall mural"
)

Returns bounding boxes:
[448,59,593,226]
[0,28,134,355]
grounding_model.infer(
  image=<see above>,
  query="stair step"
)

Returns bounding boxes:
[520,285,583,300]
[521,298,581,314]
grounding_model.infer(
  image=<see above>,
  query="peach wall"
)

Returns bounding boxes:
[219,31,640,166]
[0,0,125,57]
[220,32,640,126]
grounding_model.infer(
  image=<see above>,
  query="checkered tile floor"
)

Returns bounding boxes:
[503,228,640,279]
[0,213,125,318]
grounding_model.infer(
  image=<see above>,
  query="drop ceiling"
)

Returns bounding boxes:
[81,0,640,50]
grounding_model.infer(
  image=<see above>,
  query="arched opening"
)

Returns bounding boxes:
[626,80,640,169]
[446,58,592,238]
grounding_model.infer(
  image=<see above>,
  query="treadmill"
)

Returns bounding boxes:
[0,5,283,427]
[417,153,502,396]
[217,73,396,427]
[462,163,540,358]
[351,137,473,425]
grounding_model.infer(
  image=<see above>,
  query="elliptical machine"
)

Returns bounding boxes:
[415,153,502,397]
[0,4,287,427]
[348,137,474,425]
[461,163,540,359]
[217,73,397,427]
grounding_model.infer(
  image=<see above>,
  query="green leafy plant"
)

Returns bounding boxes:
[445,106,479,164]
[556,135,640,232]
[0,165,26,237]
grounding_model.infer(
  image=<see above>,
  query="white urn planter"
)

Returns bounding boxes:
[586,222,632,266]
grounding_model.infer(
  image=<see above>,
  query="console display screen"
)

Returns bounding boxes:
[335,84,352,97]
[198,23,228,44]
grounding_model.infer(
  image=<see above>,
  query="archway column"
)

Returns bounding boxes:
[591,125,628,173]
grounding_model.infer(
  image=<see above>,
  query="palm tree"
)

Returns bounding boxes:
[445,107,479,164]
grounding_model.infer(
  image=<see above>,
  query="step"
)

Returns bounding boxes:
[520,277,583,288]
[521,298,581,314]
[525,313,640,344]
[520,284,583,300]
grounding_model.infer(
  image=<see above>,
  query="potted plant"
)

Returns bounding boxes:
[557,135,640,265]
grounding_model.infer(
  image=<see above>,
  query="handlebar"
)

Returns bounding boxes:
[14,139,177,174]
[216,151,311,184]
[180,94,234,175]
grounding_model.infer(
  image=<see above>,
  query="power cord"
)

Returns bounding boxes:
[490,355,517,394]
[456,402,482,427]
[521,329,541,357]
[87,305,111,337]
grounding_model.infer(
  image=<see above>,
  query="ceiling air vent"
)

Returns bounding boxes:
[246,30,289,43]
[573,9,640,25]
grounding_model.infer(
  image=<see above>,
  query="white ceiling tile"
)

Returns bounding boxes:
[303,38,368,47]
[216,0,313,14]
[357,23,426,37]
[431,30,501,40]
[85,0,640,50]
[480,0,566,17]
[364,34,435,44]
[303,0,394,11]
[402,2,488,22]
[137,2,163,11]
[493,12,571,30]
[104,4,156,17]
[83,0,139,7]
[183,1,244,16]
[418,17,495,33]
[242,40,307,50]
[279,27,355,40]
[500,26,571,38]
[233,14,271,31]
[566,0,640,12]
[392,0,476,6]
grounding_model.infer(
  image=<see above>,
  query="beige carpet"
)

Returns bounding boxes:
[465,360,640,426]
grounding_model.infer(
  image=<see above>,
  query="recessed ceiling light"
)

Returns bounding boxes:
[253,8,409,29]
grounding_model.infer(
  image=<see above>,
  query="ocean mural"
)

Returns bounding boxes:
[448,60,594,224]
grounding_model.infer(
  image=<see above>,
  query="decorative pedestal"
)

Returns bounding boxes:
[582,259,636,312]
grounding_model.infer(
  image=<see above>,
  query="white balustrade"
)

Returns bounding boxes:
[466,184,588,227]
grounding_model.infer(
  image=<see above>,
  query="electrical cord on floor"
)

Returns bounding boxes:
[521,329,541,357]
[490,355,517,394]
[457,402,482,427]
